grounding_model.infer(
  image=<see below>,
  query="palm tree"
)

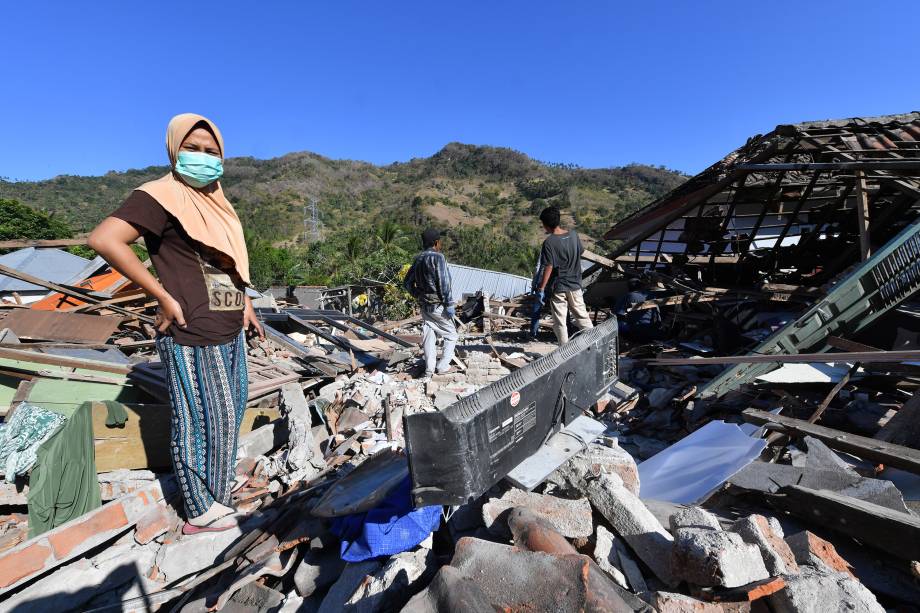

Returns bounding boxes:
[375,220,406,256]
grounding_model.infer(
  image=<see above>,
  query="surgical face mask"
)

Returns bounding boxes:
[174,151,223,188]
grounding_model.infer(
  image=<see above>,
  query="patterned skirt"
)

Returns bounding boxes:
[156,332,248,519]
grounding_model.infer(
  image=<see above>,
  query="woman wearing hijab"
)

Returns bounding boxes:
[89,113,263,533]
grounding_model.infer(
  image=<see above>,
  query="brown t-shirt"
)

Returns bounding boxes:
[111,191,245,346]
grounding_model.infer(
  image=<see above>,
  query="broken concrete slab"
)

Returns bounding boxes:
[652,591,725,612]
[728,461,910,513]
[482,488,593,538]
[156,523,248,583]
[768,567,884,613]
[731,514,798,576]
[669,505,722,531]
[294,546,346,598]
[343,547,434,612]
[593,525,629,589]
[316,560,383,613]
[583,472,679,586]
[671,527,769,588]
[553,441,640,495]
[1,541,160,612]
[784,530,854,577]
[803,436,858,475]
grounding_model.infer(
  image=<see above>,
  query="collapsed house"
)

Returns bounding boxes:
[1,113,919,612]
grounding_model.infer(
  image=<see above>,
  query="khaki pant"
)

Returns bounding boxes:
[550,289,593,344]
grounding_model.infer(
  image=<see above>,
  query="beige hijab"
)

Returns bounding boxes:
[137,113,250,285]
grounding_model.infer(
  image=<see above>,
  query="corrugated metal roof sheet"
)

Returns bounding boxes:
[447,263,531,300]
[0,248,107,293]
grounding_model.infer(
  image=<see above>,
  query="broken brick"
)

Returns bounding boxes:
[731,515,799,576]
[0,542,53,588]
[133,505,173,545]
[784,531,854,578]
[48,503,129,559]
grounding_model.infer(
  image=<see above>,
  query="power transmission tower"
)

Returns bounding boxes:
[302,199,320,243]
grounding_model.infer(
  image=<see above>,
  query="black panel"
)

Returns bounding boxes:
[404,317,619,507]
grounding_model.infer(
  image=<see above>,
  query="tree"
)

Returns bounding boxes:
[0,198,73,242]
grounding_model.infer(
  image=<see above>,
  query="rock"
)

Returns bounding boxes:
[482,488,593,538]
[343,548,434,612]
[294,547,347,597]
[316,560,382,613]
[227,581,285,611]
[784,531,854,577]
[669,506,723,531]
[554,441,641,495]
[672,526,770,588]
[652,591,724,612]
[593,526,629,589]
[583,472,679,586]
[400,565,497,613]
[768,567,884,613]
[731,514,799,576]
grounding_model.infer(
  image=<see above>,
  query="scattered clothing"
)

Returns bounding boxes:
[550,290,593,345]
[405,248,457,374]
[156,331,248,520]
[102,400,129,427]
[0,403,66,483]
[330,476,442,562]
[421,304,458,374]
[539,231,584,293]
[28,401,101,537]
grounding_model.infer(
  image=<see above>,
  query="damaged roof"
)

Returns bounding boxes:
[0,248,107,293]
[605,112,920,286]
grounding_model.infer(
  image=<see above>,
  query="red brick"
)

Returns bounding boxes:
[0,542,53,588]
[134,505,172,545]
[48,503,129,559]
[785,531,854,578]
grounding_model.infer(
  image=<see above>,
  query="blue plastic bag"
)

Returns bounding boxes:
[330,476,441,562]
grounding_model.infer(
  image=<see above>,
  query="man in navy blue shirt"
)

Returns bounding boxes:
[404,229,458,378]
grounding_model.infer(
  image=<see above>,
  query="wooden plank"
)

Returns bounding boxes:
[0,347,132,374]
[806,362,859,424]
[742,408,920,474]
[772,485,920,561]
[93,402,281,471]
[0,262,154,324]
[854,170,872,261]
[648,349,920,366]
[581,249,616,269]
[0,309,123,343]
[0,238,89,249]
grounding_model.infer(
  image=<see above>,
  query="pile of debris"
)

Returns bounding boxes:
[3,112,920,612]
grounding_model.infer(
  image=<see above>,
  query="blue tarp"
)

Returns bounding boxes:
[330,476,441,562]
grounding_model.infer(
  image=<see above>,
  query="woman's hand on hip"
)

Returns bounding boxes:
[156,293,187,333]
[243,297,265,340]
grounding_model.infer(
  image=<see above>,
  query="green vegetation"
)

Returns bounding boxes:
[1,143,687,287]
[0,198,72,242]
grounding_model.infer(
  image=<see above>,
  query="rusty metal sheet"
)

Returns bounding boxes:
[0,309,123,343]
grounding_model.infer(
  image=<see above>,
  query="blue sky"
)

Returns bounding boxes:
[2,1,917,181]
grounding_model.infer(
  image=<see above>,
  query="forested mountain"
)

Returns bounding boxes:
[1,143,686,284]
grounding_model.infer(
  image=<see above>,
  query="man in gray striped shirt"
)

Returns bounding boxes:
[404,229,458,378]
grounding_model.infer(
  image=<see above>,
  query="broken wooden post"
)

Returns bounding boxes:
[855,170,871,261]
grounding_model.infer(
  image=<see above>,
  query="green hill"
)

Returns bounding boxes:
[0,143,686,281]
